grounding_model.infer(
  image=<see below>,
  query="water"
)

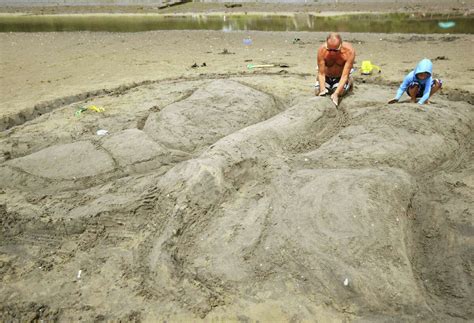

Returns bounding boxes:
[0,13,472,34]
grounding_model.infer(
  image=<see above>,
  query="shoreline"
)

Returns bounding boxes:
[1,1,473,126]
[0,11,471,17]
[1,1,473,15]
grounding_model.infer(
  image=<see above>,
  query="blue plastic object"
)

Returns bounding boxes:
[243,37,252,45]
[438,21,456,29]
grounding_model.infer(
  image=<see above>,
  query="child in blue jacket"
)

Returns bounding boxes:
[388,58,442,105]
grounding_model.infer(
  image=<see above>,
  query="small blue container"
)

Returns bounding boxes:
[243,37,253,45]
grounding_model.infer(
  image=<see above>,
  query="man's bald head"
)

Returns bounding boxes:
[326,33,342,49]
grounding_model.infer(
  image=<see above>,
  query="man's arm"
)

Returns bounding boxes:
[317,46,327,95]
[334,47,355,96]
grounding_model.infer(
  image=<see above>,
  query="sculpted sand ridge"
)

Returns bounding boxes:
[0,76,473,321]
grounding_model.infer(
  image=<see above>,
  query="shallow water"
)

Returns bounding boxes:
[0,13,472,33]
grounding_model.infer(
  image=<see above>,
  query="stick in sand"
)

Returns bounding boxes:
[247,64,275,69]
[247,63,290,70]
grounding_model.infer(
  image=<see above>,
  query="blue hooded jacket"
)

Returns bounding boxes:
[395,58,433,105]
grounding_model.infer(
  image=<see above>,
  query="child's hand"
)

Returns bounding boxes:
[388,98,398,104]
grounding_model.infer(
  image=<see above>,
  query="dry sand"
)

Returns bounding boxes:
[1,30,473,130]
[1,3,474,322]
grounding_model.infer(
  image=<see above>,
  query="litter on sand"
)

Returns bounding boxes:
[247,63,289,70]
[96,129,109,136]
[243,37,253,46]
[360,61,381,75]
[247,64,274,69]
[75,105,105,117]
[438,21,456,29]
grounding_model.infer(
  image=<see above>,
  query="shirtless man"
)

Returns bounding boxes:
[315,33,356,107]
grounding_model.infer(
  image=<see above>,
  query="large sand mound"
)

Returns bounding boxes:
[1,75,473,321]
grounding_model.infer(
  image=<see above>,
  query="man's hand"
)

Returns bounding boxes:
[388,98,398,104]
[330,92,339,106]
[318,88,329,96]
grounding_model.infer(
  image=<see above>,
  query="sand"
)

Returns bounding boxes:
[1,2,474,322]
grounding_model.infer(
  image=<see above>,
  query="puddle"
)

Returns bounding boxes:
[0,13,472,33]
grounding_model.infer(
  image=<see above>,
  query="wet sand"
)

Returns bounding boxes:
[1,0,473,15]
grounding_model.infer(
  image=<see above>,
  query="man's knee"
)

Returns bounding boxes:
[346,77,354,91]
[315,81,332,92]
[340,80,353,96]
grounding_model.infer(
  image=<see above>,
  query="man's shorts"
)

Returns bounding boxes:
[315,70,353,94]
[407,78,442,97]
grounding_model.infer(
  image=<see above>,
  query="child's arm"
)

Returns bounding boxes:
[395,73,413,100]
[389,72,413,104]
[418,76,433,105]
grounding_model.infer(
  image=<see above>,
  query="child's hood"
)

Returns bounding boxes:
[414,58,433,76]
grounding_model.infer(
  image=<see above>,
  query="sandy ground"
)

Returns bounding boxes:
[1,3,474,322]
[1,30,473,130]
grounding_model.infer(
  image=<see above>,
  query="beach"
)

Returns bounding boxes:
[1,29,473,127]
[1,2,473,321]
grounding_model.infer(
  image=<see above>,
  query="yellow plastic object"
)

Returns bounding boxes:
[75,105,105,116]
[360,61,381,75]
[87,105,105,113]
